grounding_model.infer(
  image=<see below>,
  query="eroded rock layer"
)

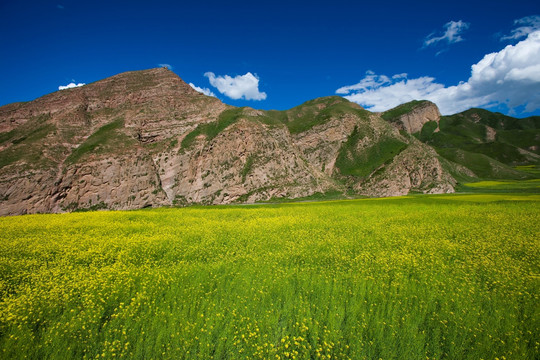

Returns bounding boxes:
[4,68,535,215]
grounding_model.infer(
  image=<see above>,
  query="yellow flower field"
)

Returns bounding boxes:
[0,194,538,359]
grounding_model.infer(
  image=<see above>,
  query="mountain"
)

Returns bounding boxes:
[0,68,537,215]
[381,101,540,181]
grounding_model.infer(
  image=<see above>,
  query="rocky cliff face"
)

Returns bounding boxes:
[382,100,441,134]
[55,151,170,212]
[0,69,467,216]
[0,68,225,215]
[356,139,455,197]
[154,115,337,206]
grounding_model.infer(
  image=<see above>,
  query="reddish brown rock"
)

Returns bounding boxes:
[0,69,462,216]
[384,100,441,134]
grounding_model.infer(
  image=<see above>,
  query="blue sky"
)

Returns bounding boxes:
[0,0,539,116]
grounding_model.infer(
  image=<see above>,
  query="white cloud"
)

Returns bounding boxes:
[189,82,216,97]
[424,20,470,47]
[501,15,540,41]
[158,63,173,70]
[204,72,267,100]
[392,73,408,80]
[58,82,85,90]
[336,71,392,94]
[337,30,540,115]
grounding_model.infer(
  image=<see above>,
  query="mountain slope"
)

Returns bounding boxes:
[381,101,540,181]
[0,68,226,215]
[3,69,532,215]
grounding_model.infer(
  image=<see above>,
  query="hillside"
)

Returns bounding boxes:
[0,68,538,215]
[381,101,540,181]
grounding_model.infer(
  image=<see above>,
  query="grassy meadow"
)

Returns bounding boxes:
[0,194,539,359]
[461,179,540,193]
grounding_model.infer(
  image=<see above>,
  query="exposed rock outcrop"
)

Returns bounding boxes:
[382,100,441,134]
[4,69,516,216]
[54,151,170,212]
[291,110,364,176]
[160,118,336,205]
[0,169,58,216]
[357,140,455,197]
[0,68,226,215]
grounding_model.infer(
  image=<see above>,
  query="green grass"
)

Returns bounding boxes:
[179,97,370,150]
[411,109,540,177]
[427,115,532,164]
[436,148,529,180]
[425,118,486,150]
[458,179,540,193]
[283,96,369,134]
[248,111,287,127]
[257,190,349,203]
[497,129,540,155]
[65,118,134,165]
[181,108,244,149]
[515,165,540,175]
[417,120,438,141]
[335,127,407,177]
[413,109,540,173]
[0,127,55,169]
[261,110,289,126]
[424,193,540,202]
[241,155,255,183]
[0,123,52,146]
[1,194,538,359]
[456,109,540,130]
[464,142,531,165]
[0,114,56,169]
[381,100,429,122]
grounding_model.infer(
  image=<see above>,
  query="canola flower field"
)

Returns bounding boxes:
[0,194,538,359]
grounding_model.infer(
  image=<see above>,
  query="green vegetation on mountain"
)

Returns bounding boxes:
[384,105,540,179]
[0,114,56,169]
[457,108,540,130]
[65,118,134,165]
[282,96,369,134]
[417,120,438,141]
[181,97,372,149]
[497,128,540,154]
[381,100,429,122]
[336,126,407,177]
[1,67,539,216]
[438,148,527,179]
[241,154,255,183]
[0,115,52,146]
[181,107,244,149]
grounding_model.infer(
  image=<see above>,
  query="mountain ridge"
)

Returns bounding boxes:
[0,68,537,215]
